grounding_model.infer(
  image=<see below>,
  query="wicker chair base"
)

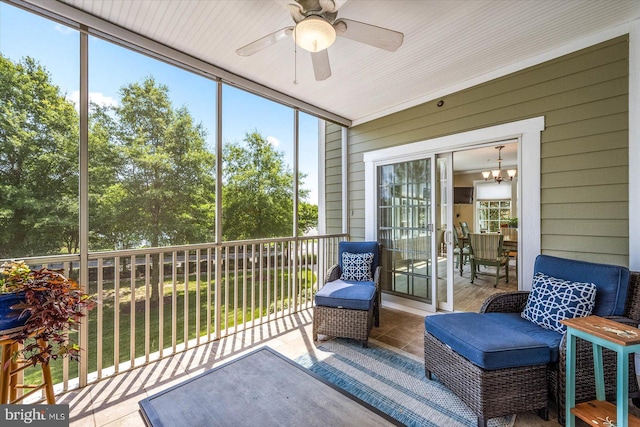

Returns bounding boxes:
[313,305,373,347]
[424,330,548,427]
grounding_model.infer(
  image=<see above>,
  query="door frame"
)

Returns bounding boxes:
[363,116,545,315]
[437,153,454,312]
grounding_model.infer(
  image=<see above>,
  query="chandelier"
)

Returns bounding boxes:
[482,145,517,184]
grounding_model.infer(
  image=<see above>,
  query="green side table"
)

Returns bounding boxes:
[563,315,640,427]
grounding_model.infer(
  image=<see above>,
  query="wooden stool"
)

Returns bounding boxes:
[0,336,55,404]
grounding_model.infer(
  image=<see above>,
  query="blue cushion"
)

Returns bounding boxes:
[521,272,596,334]
[0,292,28,333]
[340,252,374,281]
[484,313,563,362]
[424,313,551,370]
[339,242,379,273]
[534,255,629,316]
[315,280,376,311]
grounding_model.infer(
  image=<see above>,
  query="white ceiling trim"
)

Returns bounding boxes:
[351,21,633,126]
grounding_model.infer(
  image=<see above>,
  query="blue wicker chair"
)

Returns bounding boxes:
[312,241,381,347]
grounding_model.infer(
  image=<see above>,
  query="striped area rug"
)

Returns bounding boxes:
[295,339,515,427]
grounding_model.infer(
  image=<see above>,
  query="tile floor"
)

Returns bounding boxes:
[62,306,635,426]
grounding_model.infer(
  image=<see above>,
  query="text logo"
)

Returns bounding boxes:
[1,405,69,427]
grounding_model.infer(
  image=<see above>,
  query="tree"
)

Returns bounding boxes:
[111,77,216,248]
[90,77,216,298]
[0,55,79,258]
[222,131,293,240]
[87,102,130,251]
[298,202,318,235]
[222,131,317,240]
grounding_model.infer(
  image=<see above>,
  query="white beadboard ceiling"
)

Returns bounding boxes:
[50,0,640,126]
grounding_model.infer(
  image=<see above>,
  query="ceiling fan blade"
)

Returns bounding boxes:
[311,49,331,81]
[319,0,337,13]
[293,0,338,21]
[334,18,404,51]
[236,27,294,56]
[287,3,305,23]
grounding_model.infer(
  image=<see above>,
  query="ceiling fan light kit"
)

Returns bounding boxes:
[235,0,404,81]
[295,16,336,52]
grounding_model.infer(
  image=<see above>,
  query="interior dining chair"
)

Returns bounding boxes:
[468,233,509,287]
[460,222,471,239]
[501,228,518,275]
[452,230,470,275]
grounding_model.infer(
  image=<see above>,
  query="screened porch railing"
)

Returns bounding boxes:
[1,234,346,396]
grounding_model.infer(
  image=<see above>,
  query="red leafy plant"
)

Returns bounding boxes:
[0,260,96,367]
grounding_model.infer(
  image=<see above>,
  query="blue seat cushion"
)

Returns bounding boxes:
[315,280,376,311]
[484,313,563,362]
[534,255,629,316]
[424,312,551,370]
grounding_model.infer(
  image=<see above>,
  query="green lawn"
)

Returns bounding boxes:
[24,268,316,385]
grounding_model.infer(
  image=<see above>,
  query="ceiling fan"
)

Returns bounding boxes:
[236,0,404,81]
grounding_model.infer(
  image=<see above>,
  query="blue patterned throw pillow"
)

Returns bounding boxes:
[340,252,374,282]
[521,272,597,333]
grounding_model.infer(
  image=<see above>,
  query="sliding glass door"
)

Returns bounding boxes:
[377,156,438,311]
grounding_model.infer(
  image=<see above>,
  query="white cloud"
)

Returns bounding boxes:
[66,92,80,111]
[266,136,280,147]
[67,91,118,112]
[54,24,75,35]
[90,92,118,108]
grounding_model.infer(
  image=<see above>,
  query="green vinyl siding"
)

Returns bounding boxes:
[326,36,629,266]
[325,122,343,234]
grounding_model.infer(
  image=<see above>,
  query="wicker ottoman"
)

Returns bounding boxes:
[424,314,549,427]
[313,279,377,347]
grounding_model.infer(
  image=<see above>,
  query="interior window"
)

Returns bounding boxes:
[477,200,512,232]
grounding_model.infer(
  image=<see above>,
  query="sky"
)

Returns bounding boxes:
[0,3,320,204]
